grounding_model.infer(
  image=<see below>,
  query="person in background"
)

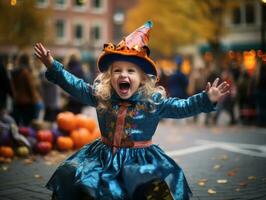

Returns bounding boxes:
[64,54,86,114]
[11,53,43,126]
[167,60,189,99]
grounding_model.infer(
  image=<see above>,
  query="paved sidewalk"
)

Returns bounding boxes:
[1,122,266,200]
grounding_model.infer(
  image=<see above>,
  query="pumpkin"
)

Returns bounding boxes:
[56,136,73,151]
[18,126,30,137]
[16,146,30,157]
[75,114,97,132]
[56,112,77,132]
[70,128,92,149]
[36,142,52,154]
[36,130,53,143]
[92,129,101,141]
[0,146,14,158]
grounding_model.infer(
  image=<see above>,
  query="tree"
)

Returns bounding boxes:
[126,0,239,59]
[0,0,51,49]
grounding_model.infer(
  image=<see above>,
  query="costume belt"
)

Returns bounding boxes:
[101,137,152,149]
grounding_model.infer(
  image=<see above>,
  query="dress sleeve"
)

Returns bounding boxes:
[45,60,97,107]
[155,91,216,119]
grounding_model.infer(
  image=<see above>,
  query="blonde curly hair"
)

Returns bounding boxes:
[93,65,166,111]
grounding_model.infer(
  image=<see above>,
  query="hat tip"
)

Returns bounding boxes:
[145,21,153,28]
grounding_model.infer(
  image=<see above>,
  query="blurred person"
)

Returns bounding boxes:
[39,64,62,122]
[11,53,43,126]
[254,61,266,126]
[214,69,237,125]
[64,54,86,114]
[167,62,189,99]
[204,62,219,125]
[188,66,208,123]
[34,21,230,200]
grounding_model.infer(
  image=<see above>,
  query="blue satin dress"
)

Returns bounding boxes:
[45,61,215,200]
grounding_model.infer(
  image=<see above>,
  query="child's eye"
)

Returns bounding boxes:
[113,69,121,73]
[128,69,136,73]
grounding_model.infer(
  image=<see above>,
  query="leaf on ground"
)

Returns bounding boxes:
[227,169,237,176]
[198,179,208,186]
[248,176,256,180]
[239,181,248,187]
[213,164,221,170]
[220,155,228,160]
[208,188,217,194]
[34,174,43,179]
[217,179,228,184]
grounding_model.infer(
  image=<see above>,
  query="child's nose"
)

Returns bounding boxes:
[120,71,128,77]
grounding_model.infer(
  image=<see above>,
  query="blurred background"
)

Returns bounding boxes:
[1,1,266,199]
[1,0,266,128]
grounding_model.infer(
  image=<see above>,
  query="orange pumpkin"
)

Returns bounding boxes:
[92,129,101,141]
[36,130,53,143]
[0,146,14,158]
[56,112,77,132]
[57,136,74,151]
[75,114,97,132]
[70,128,92,149]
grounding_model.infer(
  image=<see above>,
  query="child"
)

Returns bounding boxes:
[34,21,229,200]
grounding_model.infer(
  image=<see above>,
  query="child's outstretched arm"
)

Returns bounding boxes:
[34,43,97,107]
[155,77,230,119]
[34,43,54,69]
[205,78,230,103]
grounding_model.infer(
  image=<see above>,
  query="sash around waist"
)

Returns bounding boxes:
[101,137,152,148]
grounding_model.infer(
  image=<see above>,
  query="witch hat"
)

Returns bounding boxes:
[97,21,158,78]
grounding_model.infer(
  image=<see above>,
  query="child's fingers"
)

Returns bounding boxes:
[212,78,219,87]
[217,81,227,90]
[205,82,211,92]
[39,43,47,55]
[34,46,42,56]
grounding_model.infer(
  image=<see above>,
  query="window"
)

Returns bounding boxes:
[92,0,101,9]
[91,25,101,41]
[74,24,83,40]
[55,0,66,6]
[232,6,241,25]
[74,0,87,6]
[55,19,65,39]
[36,0,48,7]
[245,3,255,24]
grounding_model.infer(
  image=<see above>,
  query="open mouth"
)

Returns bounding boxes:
[118,82,130,94]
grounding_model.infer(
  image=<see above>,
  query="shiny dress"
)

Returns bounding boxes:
[46,61,215,200]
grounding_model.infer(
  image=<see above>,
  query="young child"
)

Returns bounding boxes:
[34,21,229,200]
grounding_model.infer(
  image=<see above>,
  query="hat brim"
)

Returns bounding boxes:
[97,53,157,77]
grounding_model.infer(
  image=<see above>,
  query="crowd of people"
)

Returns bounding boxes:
[1,51,266,127]
[159,52,266,127]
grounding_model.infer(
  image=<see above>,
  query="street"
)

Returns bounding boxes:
[1,118,266,200]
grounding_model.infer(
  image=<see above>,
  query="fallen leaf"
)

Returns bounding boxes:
[217,179,228,184]
[198,181,206,186]
[1,166,9,171]
[239,181,248,187]
[248,176,256,180]
[208,189,217,194]
[34,174,43,179]
[235,188,240,192]
[213,164,221,170]
[227,169,237,177]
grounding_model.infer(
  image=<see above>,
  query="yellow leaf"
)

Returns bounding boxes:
[208,189,217,194]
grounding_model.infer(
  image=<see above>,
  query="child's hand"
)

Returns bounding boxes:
[34,43,54,69]
[205,78,230,103]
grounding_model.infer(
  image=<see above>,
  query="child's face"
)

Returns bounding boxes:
[111,61,143,99]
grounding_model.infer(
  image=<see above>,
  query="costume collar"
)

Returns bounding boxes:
[111,91,142,105]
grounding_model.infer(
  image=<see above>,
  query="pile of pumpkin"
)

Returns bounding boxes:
[0,112,100,160]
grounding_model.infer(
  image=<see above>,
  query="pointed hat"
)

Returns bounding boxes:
[97,21,158,78]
